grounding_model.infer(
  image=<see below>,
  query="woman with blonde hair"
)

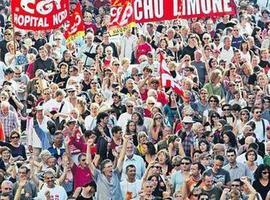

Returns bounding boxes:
[203,69,225,100]
[257,72,270,95]
[156,149,173,175]
[149,112,165,144]
[5,41,19,67]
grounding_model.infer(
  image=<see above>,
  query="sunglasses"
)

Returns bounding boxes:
[81,159,86,162]
[127,105,134,108]
[231,184,240,187]
[181,162,191,165]
[223,108,230,111]
[10,136,19,139]
[209,100,217,102]
[262,171,269,174]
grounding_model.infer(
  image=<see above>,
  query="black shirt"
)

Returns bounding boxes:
[53,74,69,89]
[0,39,8,62]
[34,57,56,72]
[182,45,196,60]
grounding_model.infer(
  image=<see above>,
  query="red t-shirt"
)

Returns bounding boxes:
[135,42,152,63]
[72,164,93,190]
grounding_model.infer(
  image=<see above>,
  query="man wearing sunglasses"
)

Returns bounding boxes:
[249,106,269,142]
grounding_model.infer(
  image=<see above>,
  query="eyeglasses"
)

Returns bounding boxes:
[209,100,217,102]
[4,33,11,36]
[127,105,134,108]
[214,38,220,41]
[223,108,230,111]
[148,102,155,105]
[4,187,12,190]
[203,38,210,40]
[10,136,19,139]
[55,38,61,40]
[255,111,262,114]
[185,60,190,62]
[262,171,269,174]
[81,159,86,162]
[68,91,75,93]
[231,184,240,187]
[193,193,201,197]
[153,166,162,169]
[113,63,120,66]
[91,82,97,85]
[181,162,191,165]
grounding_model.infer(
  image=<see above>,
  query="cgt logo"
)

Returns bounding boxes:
[20,0,62,15]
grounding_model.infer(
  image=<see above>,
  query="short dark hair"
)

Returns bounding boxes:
[252,106,261,113]
[181,157,192,163]
[112,126,122,135]
[78,153,86,162]
[226,148,236,155]
[96,112,109,123]
[126,164,136,173]
[215,155,224,162]
[192,162,205,174]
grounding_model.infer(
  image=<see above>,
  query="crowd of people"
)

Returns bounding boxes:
[1,0,270,199]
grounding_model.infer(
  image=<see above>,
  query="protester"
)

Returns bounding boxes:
[0,0,270,199]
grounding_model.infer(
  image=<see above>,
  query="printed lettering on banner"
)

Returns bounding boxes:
[11,0,69,30]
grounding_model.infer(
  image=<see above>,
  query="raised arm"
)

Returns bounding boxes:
[116,135,128,172]
[86,138,96,175]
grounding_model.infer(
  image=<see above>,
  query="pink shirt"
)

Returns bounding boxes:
[71,164,93,189]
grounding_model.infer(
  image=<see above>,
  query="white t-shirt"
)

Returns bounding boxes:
[42,99,73,121]
[36,185,68,200]
[236,152,264,166]
[249,119,269,142]
[120,179,142,200]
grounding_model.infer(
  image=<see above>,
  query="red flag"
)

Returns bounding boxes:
[109,0,136,36]
[64,3,85,42]
[11,0,69,30]
[160,53,184,97]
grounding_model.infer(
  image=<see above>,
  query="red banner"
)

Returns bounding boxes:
[110,0,236,27]
[64,3,85,42]
[11,0,69,30]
